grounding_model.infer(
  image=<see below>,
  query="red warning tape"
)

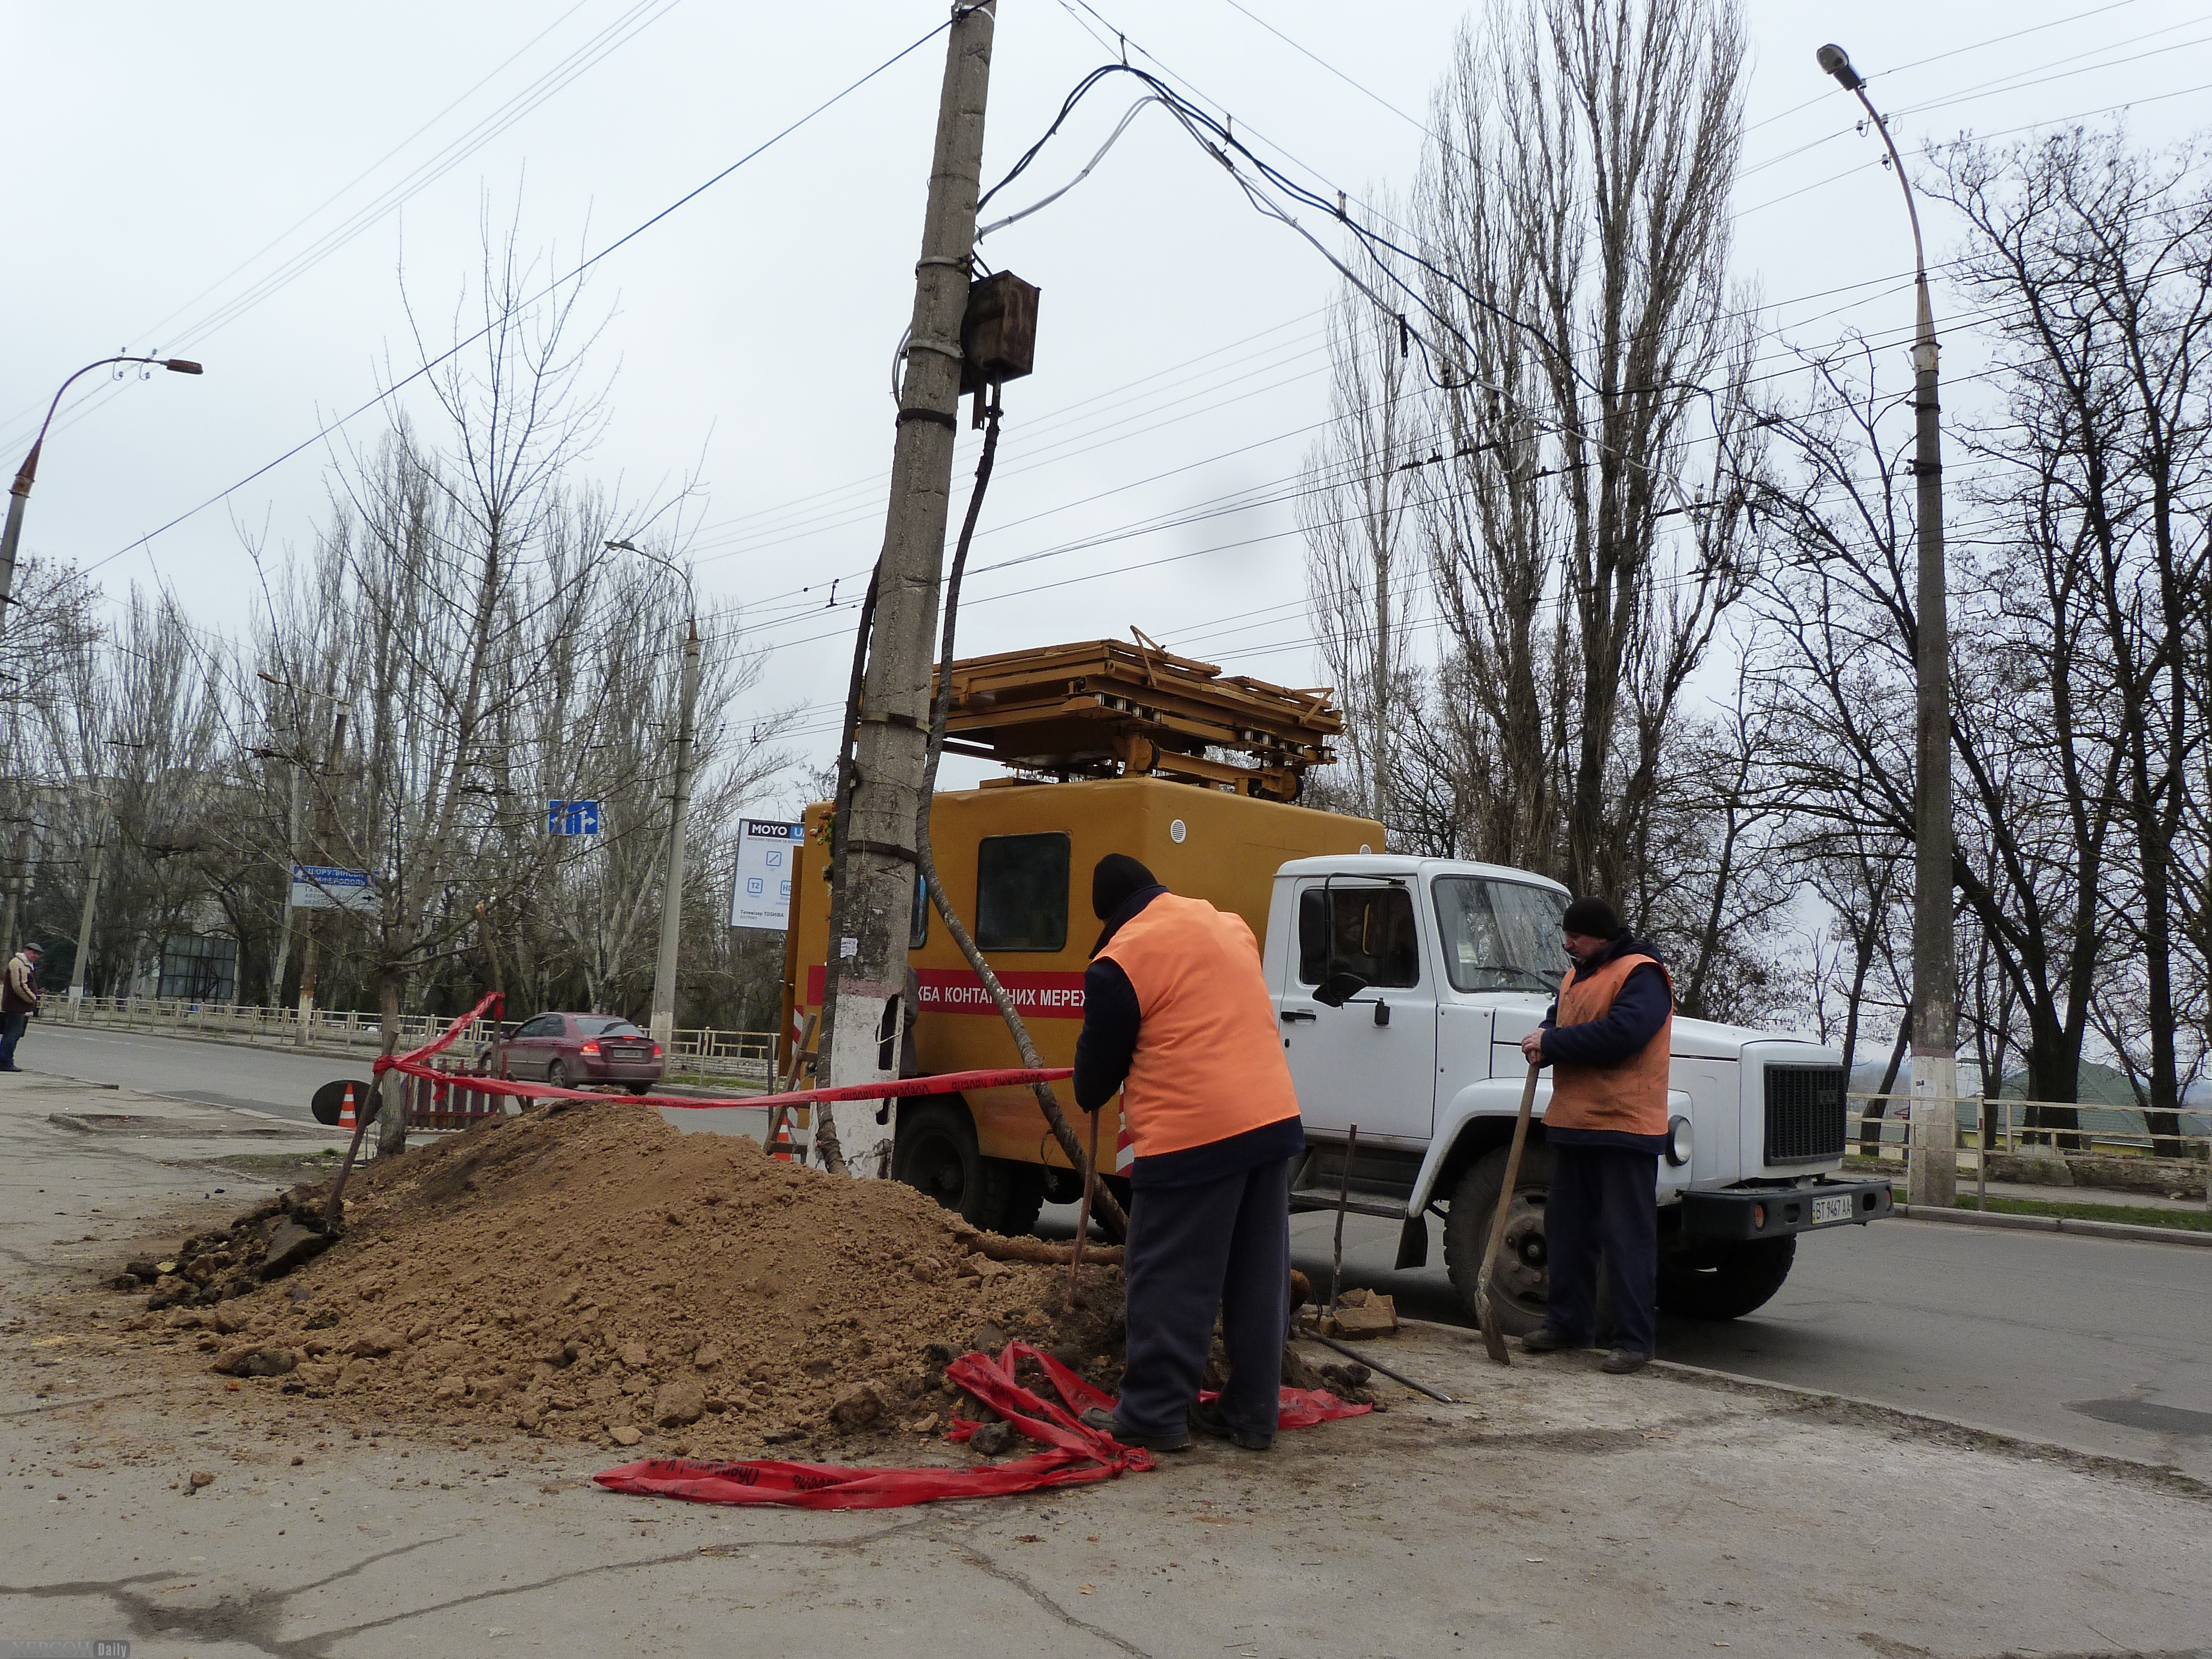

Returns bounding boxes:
[591,1341,1369,1511]
[371,988,1071,1113]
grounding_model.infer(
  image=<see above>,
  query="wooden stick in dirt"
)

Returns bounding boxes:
[1069,1104,1103,1308]
[322,1080,377,1231]
[1329,1122,1359,1314]
[1306,1329,1455,1405]
[1477,1064,1541,1365]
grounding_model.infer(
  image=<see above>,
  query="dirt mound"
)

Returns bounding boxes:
[111,1099,1125,1458]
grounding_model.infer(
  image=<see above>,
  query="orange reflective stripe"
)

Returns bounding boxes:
[1095,895,1302,1158]
[1547,952,1672,1138]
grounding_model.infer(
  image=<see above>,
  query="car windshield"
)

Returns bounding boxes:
[1432,877,1569,993]
[575,1017,644,1037]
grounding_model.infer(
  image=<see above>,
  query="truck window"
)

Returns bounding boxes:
[1432,877,1569,993]
[1298,885,1421,988]
[975,833,1070,951]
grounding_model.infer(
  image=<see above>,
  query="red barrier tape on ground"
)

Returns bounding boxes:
[370,988,1070,1114]
[591,1341,1370,1511]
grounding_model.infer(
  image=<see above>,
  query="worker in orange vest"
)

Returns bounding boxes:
[1517,896,1674,1374]
[1072,855,1306,1453]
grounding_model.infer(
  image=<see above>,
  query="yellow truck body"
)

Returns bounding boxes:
[781,775,1380,1182]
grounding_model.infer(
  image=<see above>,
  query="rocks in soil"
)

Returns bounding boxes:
[967,1420,1015,1457]
[654,1379,707,1428]
[829,1381,884,1430]
[260,1220,330,1279]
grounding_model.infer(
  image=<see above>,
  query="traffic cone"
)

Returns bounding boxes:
[770,1117,797,1162]
[337,1084,359,1133]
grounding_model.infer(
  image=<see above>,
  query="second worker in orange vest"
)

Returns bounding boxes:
[1516,895,1675,1373]
[1073,854,1306,1453]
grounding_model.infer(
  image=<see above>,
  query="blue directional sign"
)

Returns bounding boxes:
[547,799,601,836]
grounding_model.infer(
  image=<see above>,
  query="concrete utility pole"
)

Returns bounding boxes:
[607,538,701,1047]
[266,733,305,1003]
[1818,44,1956,1204]
[821,1,998,1177]
[0,822,29,958]
[3,356,202,641]
[652,620,701,1045]
[67,820,106,1014]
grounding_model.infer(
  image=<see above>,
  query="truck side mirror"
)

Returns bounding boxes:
[1314,969,1369,1009]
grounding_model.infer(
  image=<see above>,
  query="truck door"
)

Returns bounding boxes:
[1278,879,1438,1143]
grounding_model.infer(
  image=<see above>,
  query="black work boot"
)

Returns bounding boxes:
[1079,1405,1192,1452]
[1599,1349,1652,1375]
[1520,1326,1581,1355]
[1192,1398,1273,1451]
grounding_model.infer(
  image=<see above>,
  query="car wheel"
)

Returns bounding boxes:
[625,1082,651,1097]
[1441,1143,1558,1337]
[1656,1237,1797,1320]
[546,1059,572,1092]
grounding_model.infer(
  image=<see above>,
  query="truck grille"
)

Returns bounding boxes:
[1764,1065,1846,1164]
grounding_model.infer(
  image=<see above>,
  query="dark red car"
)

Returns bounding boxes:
[495,1013,664,1095]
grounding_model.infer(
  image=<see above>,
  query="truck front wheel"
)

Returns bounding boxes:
[891,1100,1045,1235]
[1441,1144,1556,1337]
[1656,1237,1796,1320]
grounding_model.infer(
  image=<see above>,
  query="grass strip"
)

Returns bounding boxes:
[1952,1194,2212,1233]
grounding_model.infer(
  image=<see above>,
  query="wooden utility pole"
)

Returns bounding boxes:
[820,1,998,1176]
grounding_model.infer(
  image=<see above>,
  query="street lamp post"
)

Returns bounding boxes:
[1,356,204,641]
[1818,44,1957,1205]
[608,539,701,1048]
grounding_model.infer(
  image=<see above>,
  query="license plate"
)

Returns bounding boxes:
[1811,1193,1854,1225]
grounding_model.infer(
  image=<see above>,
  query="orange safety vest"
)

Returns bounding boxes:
[1546,951,1672,1138]
[1094,894,1303,1158]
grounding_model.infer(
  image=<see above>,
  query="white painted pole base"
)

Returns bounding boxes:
[1907,1051,1959,1208]
[825,981,900,1179]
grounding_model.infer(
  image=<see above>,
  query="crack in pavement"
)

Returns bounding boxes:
[939,1529,1154,1658]
[1,1513,939,1659]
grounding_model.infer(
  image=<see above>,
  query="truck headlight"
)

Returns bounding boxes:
[1665,1115,1693,1167]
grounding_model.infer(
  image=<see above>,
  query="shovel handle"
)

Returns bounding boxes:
[1069,1104,1103,1307]
[1477,1062,1542,1315]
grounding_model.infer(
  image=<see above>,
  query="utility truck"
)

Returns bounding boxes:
[781,639,1892,1331]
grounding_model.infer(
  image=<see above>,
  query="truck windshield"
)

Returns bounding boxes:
[1432,877,1569,993]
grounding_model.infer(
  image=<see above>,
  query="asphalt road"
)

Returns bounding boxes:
[1273,1204,2212,1482]
[19,1025,2212,1479]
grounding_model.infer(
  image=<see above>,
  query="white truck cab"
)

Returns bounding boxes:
[1268,855,1894,1332]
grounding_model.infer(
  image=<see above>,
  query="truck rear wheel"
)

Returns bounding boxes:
[1656,1237,1796,1320]
[1441,1144,1556,1337]
[892,1100,1045,1235]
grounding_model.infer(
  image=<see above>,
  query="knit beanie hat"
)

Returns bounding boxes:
[1562,896,1622,938]
[1091,854,1161,920]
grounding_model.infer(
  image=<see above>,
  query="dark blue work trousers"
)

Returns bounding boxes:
[1117,1156,1292,1441]
[1543,1142,1659,1356]
[0,1011,27,1070]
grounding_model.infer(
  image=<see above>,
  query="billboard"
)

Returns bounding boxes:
[289,864,380,914]
[730,818,803,931]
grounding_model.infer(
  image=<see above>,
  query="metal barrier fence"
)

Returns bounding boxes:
[60,994,775,1087]
[1846,1092,2211,1209]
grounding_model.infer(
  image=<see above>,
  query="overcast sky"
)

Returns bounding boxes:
[8,0,2208,809]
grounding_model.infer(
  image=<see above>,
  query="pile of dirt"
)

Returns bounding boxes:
[108,1098,1126,1458]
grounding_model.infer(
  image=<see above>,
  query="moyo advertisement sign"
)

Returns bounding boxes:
[730,819,803,931]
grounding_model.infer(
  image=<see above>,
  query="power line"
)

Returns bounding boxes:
[79,15,954,584]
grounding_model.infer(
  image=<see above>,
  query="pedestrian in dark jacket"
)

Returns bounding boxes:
[2,942,44,1072]
[1516,897,1672,1373]
[1071,854,1306,1452]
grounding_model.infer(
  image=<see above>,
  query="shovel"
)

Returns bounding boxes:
[1068,1104,1104,1308]
[1476,1061,1541,1364]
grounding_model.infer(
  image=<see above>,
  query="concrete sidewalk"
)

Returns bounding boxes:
[4,1075,2208,1658]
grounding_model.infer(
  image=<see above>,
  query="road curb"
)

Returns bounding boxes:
[1894,1201,2212,1248]
[1643,1355,2212,1495]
